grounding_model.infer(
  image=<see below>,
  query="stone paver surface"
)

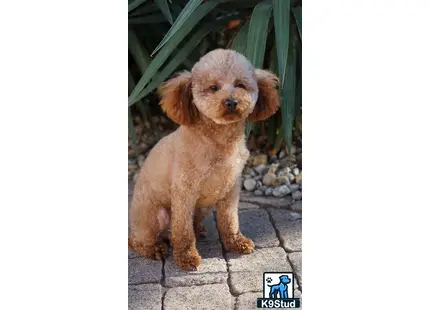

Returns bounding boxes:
[128,185,302,309]
[164,284,233,310]
[128,284,162,310]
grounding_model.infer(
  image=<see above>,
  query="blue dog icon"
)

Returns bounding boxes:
[268,275,291,299]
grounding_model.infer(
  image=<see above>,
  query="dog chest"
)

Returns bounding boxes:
[198,149,248,204]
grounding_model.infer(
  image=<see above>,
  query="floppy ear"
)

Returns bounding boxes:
[247,69,280,122]
[158,71,199,126]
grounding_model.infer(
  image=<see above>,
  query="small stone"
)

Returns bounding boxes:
[286,154,296,162]
[288,173,295,182]
[259,185,267,192]
[289,145,297,155]
[292,190,302,200]
[278,150,286,159]
[254,164,268,175]
[262,173,276,186]
[291,201,302,211]
[273,185,291,197]
[244,179,257,191]
[268,155,278,164]
[253,175,263,181]
[128,163,138,171]
[264,187,274,196]
[250,169,257,177]
[256,180,262,189]
[243,167,254,175]
[295,173,302,184]
[243,174,252,179]
[139,142,150,153]
[254,189,263,196]
[289,184,300,193]
[268,163,279,174]
[273,176,290,186]
[293,167,300,176]
[251,154,268,167]
[137,155,145,168]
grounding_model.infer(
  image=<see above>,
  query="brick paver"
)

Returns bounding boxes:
[164,284,233,310]
[128,186,302,310]
[128,284,162,310]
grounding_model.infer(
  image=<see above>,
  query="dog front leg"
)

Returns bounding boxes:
[215,181,255,254]
[170,190,202,271]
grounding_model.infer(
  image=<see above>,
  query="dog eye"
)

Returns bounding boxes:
[235,83,246,89]
[209,85,218,91]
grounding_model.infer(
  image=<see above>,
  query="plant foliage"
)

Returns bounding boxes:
[128,0,302,152]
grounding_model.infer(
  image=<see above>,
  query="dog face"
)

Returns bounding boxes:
[279,275,291,285]
[158,49,280,126]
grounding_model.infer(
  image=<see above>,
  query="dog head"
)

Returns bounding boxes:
[158,49,280,126]
[279,275,291,285]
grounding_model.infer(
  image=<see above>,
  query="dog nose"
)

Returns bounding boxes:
[224,98,238,111]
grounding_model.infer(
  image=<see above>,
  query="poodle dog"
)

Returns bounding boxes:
[129,49,280,270]
[268,275,291,299]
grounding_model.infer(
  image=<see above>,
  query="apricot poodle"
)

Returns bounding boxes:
[129,49,280,270]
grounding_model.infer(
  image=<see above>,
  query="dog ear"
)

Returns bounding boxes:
[158,71,199,126]
[247,69,280,122]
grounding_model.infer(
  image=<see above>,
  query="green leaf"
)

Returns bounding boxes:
[129,3,158,17]
[246,0,272,68]
[129,14,239,105]
[128,14,166,24]
[280,31,297,152]
[150,0,204,56]
[269,43,278,75]
[267,115,277,147]
[231,20,250,54]
[272,122,285,153]
[128,0,219,106]
[128,107,137,146]
[292,6,301,39]
[154,0,174,24]
[245,121,254,138]
[128,0,149,13]
[128,29,151,73]
[272,0,290,87]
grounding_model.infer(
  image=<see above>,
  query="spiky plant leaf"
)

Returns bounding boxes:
[154,0,174,24]
[150,0,204,56]
[272,0,290,87]
[128,29,151,73]
[281,30,298,151]
[128,14,166,24]
[128,0,150,13]
[230,20,250,54]
[247,0,272,68]
[129,14,239,105]
[292,6,301,39]
[128,0,218,106]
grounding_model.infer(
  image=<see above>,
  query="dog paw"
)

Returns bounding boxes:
[224,234,255,254]
[173,247,202,271]
[129,238,169,260]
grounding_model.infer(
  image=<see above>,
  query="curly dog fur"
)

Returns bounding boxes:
[129,49,280,270]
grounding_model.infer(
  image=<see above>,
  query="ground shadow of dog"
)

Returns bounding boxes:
[268,275,291,299]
